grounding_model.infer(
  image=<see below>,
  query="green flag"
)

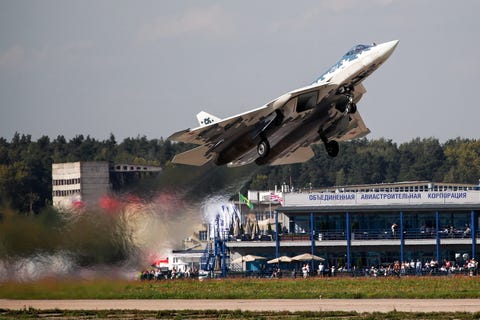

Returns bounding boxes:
[239,193,253,209]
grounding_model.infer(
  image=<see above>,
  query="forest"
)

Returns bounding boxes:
[1,132,480,214]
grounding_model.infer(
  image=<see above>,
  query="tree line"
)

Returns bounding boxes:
[0,133,189,214]
[1,133,480,214]
[247,137,480,191]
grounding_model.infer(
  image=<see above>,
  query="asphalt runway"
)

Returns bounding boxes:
[2,299,480,313]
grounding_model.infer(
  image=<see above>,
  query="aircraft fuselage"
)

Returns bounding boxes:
[168,40,399,167]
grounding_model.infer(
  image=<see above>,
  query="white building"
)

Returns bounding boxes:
[52,161,110,210]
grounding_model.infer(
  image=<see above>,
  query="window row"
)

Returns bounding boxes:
[53,178,80,186]
[289,211,477,235]
[53,189,81,197]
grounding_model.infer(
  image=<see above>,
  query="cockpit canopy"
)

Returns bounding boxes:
[343,44,373,58]
[311,43,375,84]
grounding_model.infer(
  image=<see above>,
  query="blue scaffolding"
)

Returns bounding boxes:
[200,214,228,277]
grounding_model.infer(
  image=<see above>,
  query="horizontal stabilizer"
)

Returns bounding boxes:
[171,145,213,166]
[196,111,221,127]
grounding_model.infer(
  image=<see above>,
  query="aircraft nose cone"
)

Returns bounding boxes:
[385,40,399,52]
[378,40,399,60]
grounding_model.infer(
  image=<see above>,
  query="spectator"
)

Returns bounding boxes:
[463,224,471,238]
[445,259,452,274]
[429,258,439,274]
[415,259,422,276]
[393,260,400,277]
[391,223,398,237]
[302,264,309,278]
[318,262,324,277]
[467,258,478,276]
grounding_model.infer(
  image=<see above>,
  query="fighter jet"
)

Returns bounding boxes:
[168,40,399,167]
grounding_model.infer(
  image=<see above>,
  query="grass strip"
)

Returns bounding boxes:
[1,276,480,299]
[1,309,480,320]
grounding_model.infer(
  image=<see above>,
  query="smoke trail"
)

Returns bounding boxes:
[0,163,260,281]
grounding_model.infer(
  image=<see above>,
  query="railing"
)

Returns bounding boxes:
[228,234,273,241]
[312,229,480,241]
[226,230,480,242]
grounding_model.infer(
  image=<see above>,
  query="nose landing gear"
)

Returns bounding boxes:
[336,96,357,114]
[335,86,357,114]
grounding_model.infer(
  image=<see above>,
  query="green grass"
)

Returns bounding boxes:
[0,309,480,320]
[1,276,480,299]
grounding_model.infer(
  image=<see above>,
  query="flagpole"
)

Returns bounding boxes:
[238,192,242,225]
[269,190,272,219]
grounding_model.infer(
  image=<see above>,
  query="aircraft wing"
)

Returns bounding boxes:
[168,104,278,146]
[170,145,213,166]
[269,146,315,166]
[168,82,337,146]
[168,82,339,166]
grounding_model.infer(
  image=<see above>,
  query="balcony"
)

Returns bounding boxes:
[226,228,479,244]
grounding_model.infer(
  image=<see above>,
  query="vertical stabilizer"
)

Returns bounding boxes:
[196,111,221,127]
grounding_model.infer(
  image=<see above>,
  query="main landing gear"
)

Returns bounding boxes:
[321,133,339,157]
[256,110,283,159]
[257,138,270,158]
[347,101,357,114]
[325,140,339,157]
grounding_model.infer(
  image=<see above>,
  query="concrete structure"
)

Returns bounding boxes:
[52,161,162,211]
[52,162,110,210]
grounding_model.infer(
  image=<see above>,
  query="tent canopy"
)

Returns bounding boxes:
[231,254,266,264]
[267,256,292,264]
[291,253,325,261]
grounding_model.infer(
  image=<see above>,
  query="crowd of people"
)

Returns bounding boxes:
[342,258,479,277]
[274,258,479,278]
[139,258,478,280]
[139,266,200,280]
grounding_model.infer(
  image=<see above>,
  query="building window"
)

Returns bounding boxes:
[199,230,207,241]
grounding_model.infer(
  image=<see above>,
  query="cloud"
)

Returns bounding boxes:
[137,5,233,43]
[0,45,25,68]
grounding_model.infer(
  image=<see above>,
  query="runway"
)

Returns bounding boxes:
[2,299,480,313]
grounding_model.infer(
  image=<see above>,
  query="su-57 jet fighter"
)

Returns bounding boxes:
[168,40,399,167]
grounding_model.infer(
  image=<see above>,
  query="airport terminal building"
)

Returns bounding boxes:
[228,181,479,271]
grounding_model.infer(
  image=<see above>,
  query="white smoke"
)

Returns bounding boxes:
[200,195,237,239]
[1,252,75,282]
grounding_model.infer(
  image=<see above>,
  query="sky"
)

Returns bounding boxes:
[0,0,479,144]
